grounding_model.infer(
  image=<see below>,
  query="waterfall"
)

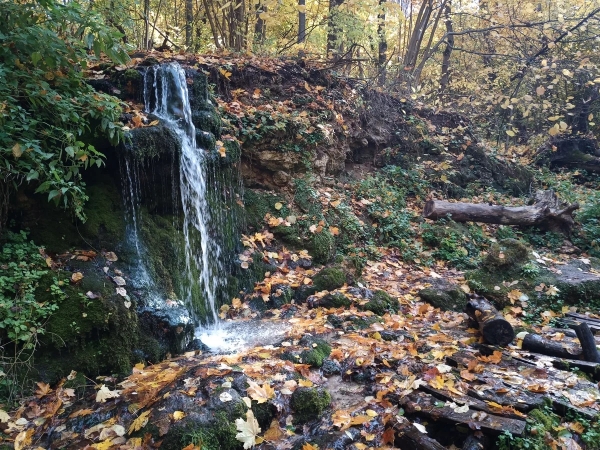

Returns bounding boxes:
[142,63,224,325]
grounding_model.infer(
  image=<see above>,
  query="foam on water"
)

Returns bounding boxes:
[197,320,291,353]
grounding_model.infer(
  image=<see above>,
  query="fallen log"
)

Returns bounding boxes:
[522,333,582,360]
[392,416,447,450]
[465,294,515,346]
[423,190,578,234]
[573,322,600,363]
[399,391,526,436]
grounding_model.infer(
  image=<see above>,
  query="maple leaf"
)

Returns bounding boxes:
[35,381,52,398]
[128,410,152,434]
[96,384,121,403]
[173,411,185,421]
[235,409,261,449]
[247,380,274,403]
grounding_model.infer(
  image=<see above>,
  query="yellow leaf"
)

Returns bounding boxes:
[93,439,114,450]
[71,272,84,283]
[12,143,23,158]
[274,202,283,210]
[298,379,313,387]
[173,411,185,421]
[128,410,152,434]
[506,130,515,137]
[219,146,227,157]
[302,444,318,450]
[365,409,378,417]
[235,409,261,449]
[247,380,274,403]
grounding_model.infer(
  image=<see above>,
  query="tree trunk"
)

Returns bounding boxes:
[255,3,266,45]
[185,0,193,48]
[326,0,344,59]
[377,0,387,85]
[423,190,579,234]
[522,333,582,360]
[298,0,306,43]
[439,0,453,95]
[143,0,150,49]
[465,294,515,346]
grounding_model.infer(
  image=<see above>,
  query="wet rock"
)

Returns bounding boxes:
[294,284,318,303]
[299,336,332,368]
[319,292,352,308]
[321,359,342,377]
[326,314,344,328]
[419,278,468,312]
[362,290,399,316]
[347,287,374,299]
[270,283,294,308]
[290,387,331,424]
[280,305,298,319]
[186,338,210,352]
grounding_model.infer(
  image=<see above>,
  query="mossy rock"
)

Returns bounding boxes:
[290,387,331,424]
[362,290,399,316]
[313,266,345,292]
[484,238,529,268]
[270,283,293,308]
[243,190,287,230]
[419,279,467,312]
[309,230,335,264]
[299,337,331,368]
[320,292,352,308]
[294,285,318,303]
[125,124,180,159]
[251,400,276,430]
[192,110,221,136]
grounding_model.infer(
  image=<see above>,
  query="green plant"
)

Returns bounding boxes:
[520,262,540,278]
[0,231,66,402]
[0,0,128,225]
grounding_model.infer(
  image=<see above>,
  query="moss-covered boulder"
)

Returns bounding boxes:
[319,292,352,308]
[294,285,318,303]
[419,279,467,312]
[299,337,331,368]
[290,387,331,424]
[270,284,293,308]
[362,290,399,316]
[483,238,529,269]
[313,266,345,292]
[309,230,335,264]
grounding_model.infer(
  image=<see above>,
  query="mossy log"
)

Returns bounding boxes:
[462,434,489,450]
[522,333,582,360]
[465,294,515,346]
[423,190,578,234]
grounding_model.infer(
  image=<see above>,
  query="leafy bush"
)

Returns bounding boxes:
[0,231,65,346]
[573,192,600,257]
[0,0,128,225]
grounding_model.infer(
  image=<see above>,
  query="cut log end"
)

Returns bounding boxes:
[482,319,516,347]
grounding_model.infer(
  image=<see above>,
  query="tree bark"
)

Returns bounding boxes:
[185,0,193,48]
[465,294,515,346]
[255,3,266,45]
[573,322,600,363]
[522,333,582,360]
[326,0,344,59]
[377,0,387,85]
[393,416,447,450]
[439,0,453,95]
[298,0,306,43]
[423,190,579,234]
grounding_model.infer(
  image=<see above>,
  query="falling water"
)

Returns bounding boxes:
[144,63,223,325]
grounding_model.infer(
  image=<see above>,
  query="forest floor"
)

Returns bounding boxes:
[2,52,600,450]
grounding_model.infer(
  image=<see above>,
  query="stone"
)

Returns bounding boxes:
[272,170,291,186]
[419,278,468,312]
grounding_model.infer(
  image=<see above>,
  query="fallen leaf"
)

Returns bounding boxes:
[128,410,152,434]
[71,272,84,283]
[173,411,185,421]
[96,384,121,403]
[235,409,261,449]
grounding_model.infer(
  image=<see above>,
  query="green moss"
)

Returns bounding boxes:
[484,238,529,269]
[251,400,275,430]
[299,338,331,368]
[309,230,335,264]
[243,190,287,230]
[192,110,221,136]
[290,387,331,424]
[419,285,467,312]
[350,315,382,329]
[126,125,180,159]
[312,266,345,292]
[363,290,398,316]
[320,292,352,308]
